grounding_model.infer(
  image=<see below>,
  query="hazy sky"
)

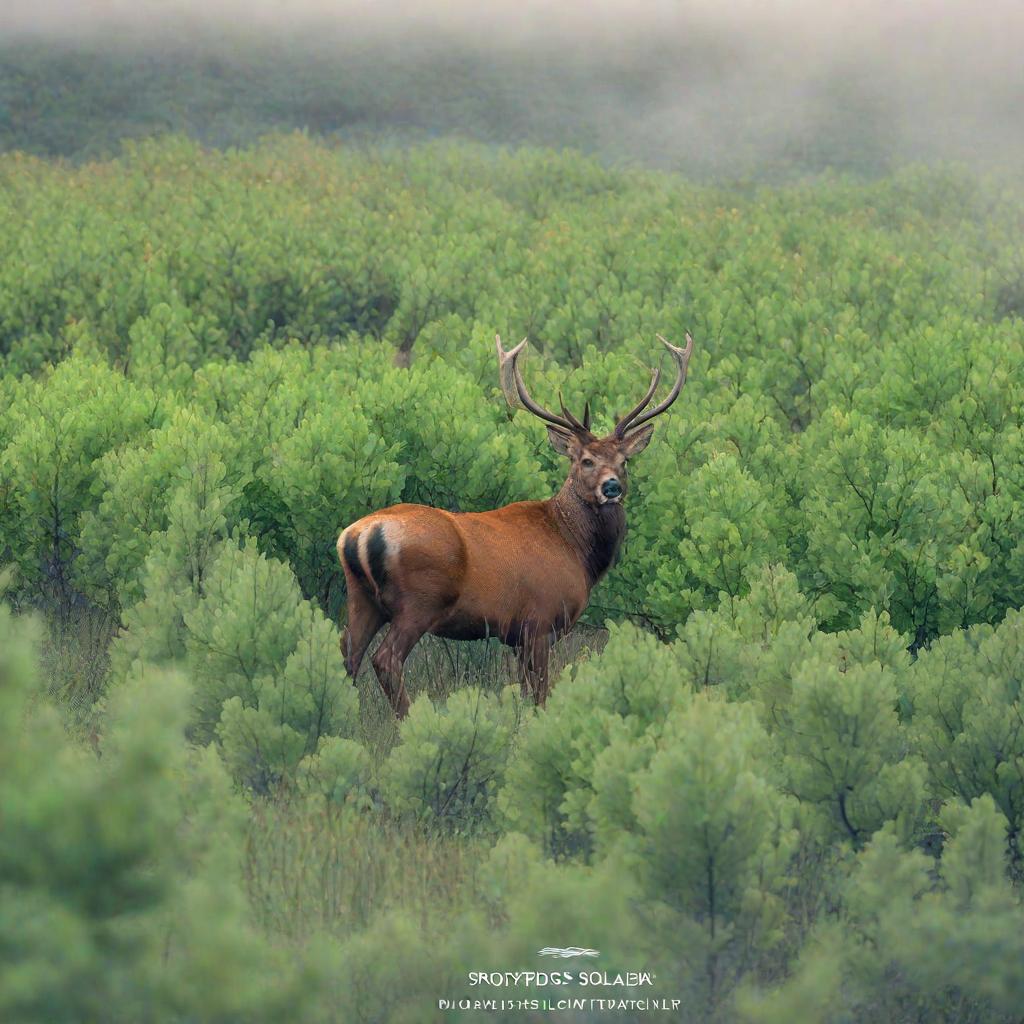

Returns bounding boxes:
[6,0,1020,92]
[4,0,1023,172]
[3,0,1019,45]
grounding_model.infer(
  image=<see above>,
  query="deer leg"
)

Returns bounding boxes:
[516,634,533,701]
[371,615,431,719]
[340,582,386,681]
[519,630,552,708]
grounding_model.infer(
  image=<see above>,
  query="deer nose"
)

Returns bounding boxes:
[601,478,622,499]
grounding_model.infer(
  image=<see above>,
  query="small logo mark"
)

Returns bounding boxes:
[537,947,600,959]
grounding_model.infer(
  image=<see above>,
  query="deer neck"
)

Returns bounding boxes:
[548,482,627,588]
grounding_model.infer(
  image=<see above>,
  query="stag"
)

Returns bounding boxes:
[337,333,693,717]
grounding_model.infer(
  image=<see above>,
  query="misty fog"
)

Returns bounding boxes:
[2,0,1023,176]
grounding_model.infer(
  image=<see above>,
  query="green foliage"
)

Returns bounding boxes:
[77,406,252,609]
[257,401,405,607]
[499,621,689,855]
[779,644,928,848]
[749,798,1024,1024]
[108,538,362,794]
[800,411,974,641]
[5,137,1024,1021]
[632,699,794,924]
[383,687,519,832]
[907,608,1024,872]
[660,451,785,617]
[0,353,161,604]
[0,599,322,1022]
[185,541,361,791]
[296,736,372,808]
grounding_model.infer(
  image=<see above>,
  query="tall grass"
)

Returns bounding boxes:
[349,625,608,764]
[37,603,117,739]
[244,797,491,940]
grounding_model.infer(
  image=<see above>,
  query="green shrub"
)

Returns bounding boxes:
[499,621,690,856]
[0,598,320,1023]
[907,608,1024,872]
[257,401,405,608]
[0,353,162,605]
[183,540,361,791]
[779,649,928,848]
[632,698,795,923]
[77,407,252,609]
[296,736,372,808]
[383,687,519,832]
[110,538,361,793]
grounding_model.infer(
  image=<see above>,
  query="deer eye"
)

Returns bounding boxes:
[581,457,595,468]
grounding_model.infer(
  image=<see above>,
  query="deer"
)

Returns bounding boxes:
[337,332,693,718]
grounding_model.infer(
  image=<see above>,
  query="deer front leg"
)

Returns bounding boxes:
[518,629,552,707]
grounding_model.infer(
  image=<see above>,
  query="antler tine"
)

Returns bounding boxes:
[495,334,576,431]
[559,392,589,434]
[613,366,661,438]
[496,334,528,411]
[616,332,694,436]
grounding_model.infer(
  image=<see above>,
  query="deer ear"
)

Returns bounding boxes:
[546,426,574,457]
[620,423,655,457]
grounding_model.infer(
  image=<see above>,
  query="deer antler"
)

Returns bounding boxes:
[496,335,529,412]
[614,333,693,437]
[496,335,590,434]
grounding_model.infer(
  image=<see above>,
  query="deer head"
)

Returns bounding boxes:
[496,333,693,508]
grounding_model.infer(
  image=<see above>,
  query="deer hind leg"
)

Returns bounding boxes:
[339,526,387,681]
[340,580,386,681]
[371,614,433,720]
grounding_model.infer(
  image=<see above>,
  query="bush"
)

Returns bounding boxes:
[778,642,927,848]
[110,538,362,793]
[77,407,252,610]
[0,353,162,606]
[632,698,795,923]
[184,541,362,791]
[907,608,1024,873]
[0,597,321,1023]
[499,621,690,856]
[383,687,519,832]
